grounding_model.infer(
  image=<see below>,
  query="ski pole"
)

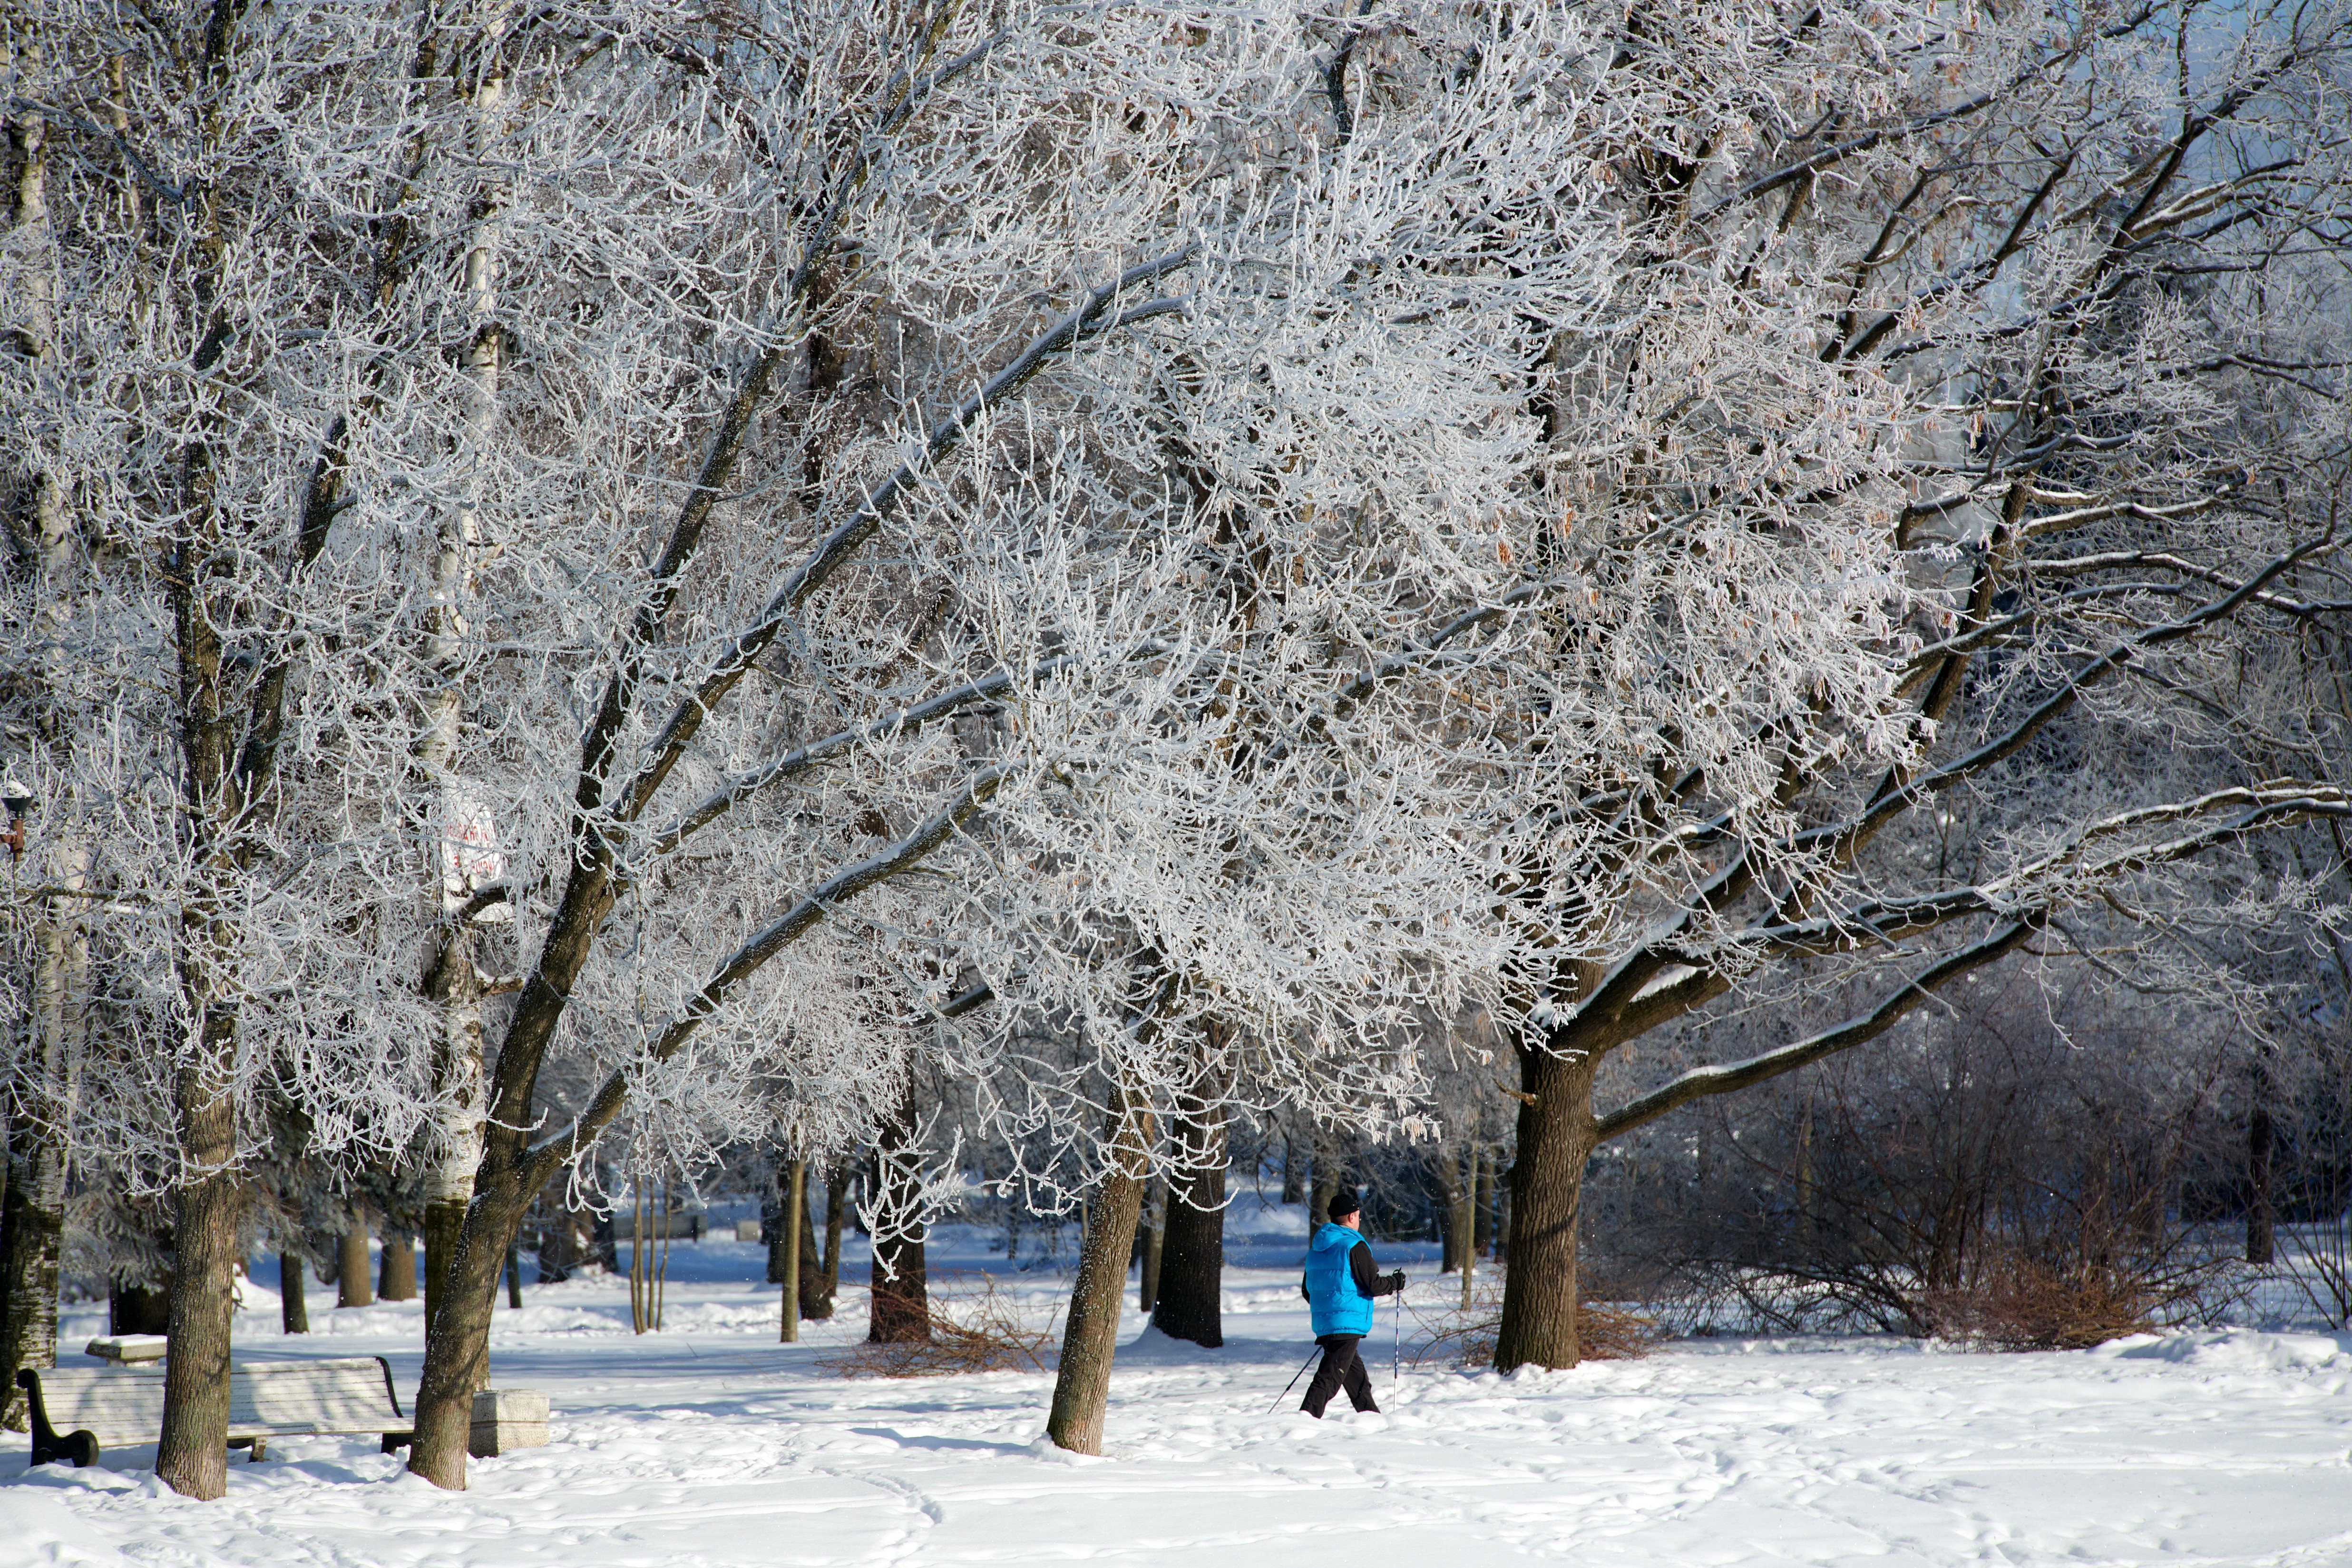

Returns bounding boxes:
[1391,1290,1400,1399]
[1268,1344,1320,1414]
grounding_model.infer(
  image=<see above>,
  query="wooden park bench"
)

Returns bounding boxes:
[16,1356,412,1468]
[630,1209,706,1242]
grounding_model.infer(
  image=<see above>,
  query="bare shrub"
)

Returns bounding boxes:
[1591,973,2243,1346]
[1920,1252,2159,1351]
[820,1279,1055,1378]
[1411,1276,1660,1368]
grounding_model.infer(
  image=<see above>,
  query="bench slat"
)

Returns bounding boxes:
[22,1356,411,1462]
[26,1369,169,1446]
[235,1364,407,1432]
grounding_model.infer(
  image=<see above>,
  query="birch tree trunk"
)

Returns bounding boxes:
[417,3,507,1362]
[422,927,485,1339]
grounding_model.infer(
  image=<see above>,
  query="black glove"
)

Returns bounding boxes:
[1385,1270,1406,1294]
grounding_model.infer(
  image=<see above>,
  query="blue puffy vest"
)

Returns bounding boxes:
[1303,1222,1375,1336]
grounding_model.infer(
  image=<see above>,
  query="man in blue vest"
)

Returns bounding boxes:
[1298,1191,1406,1418]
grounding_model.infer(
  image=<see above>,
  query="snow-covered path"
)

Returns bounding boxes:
[9,1213,2352,1566]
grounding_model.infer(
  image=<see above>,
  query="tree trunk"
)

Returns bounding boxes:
[1137,1177,1165,1315]
[156,1040,246,1500]
[379,1227,417,1301]
[867,1074,931,1343]
[1308,1126,1339,1231]
[1280,1128,1305,1206]
[2247,1103,2276,1266]
[1429,1150,1462,1275]
[1459,1144,1478,1309]
[337,1219,374,1308]
[505,1241,523,1308]
[557,1171,619,1277]
[1152,1093,1226,1347]
[414,24,504,1341]
[796,1171,827,1319]
[867,1237,928,1340]
[0,1147,64,1433]
[867,1246,927,1343]
[1795,1093,1815,1254]
[535,1192,580,1284]
[1046,1089,1152,1454]
[780,1159,803,1343]
[763,1172,787,1285]
[422,923,485,1337]
[1493,1048,1598,1373]
[628,1184,652,1333]
[1473,1145,1496,1259]
[278,1245,309,1334]
[0,1024,71,1432]
[0,856,90,1430]
[409,1155,532,1489]
[112,1278,172,1334]
[815,1163,845,1317]
[592,1201,619,1273]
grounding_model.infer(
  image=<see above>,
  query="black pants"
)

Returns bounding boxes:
[1302,1333,1379,1417]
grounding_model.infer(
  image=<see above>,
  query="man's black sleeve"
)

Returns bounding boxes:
[1349,1240,1399,1297]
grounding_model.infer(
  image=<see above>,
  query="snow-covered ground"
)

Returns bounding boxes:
[9,1197,2352,1566]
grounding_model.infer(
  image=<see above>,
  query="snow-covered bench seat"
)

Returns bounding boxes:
[16,1356,411,1468]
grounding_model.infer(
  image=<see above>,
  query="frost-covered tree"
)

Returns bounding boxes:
[2,2,481,1491]
[1409,0,2352,1371]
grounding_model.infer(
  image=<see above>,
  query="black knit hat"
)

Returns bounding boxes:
[1327,1191,1361,1222]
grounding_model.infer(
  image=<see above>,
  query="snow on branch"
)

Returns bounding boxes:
[1590,918,2043,1144]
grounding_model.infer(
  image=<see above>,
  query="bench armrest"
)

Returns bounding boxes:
[376,1355,404,1420]
[18,1368,100,1469]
